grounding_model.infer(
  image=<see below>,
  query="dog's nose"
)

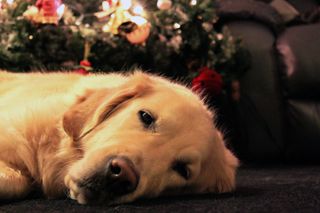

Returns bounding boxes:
[105,156,139,196]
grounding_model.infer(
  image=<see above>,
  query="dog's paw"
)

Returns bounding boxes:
[64,175,87,204]
[0,164,31,199]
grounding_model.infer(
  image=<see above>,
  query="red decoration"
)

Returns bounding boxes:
[80,60,91,67]
[192,67,223,96]
[35,0,61,24]
[74,60,92,75]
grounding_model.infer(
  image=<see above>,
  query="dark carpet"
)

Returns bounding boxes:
[1,166,320,212]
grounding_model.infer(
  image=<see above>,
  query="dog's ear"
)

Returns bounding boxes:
[63,72,152,141]
[214,147,239,193]
[206,131,239,193]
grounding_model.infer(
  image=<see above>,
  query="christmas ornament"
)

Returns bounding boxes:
[74,38,92,75]
[35,0,62,24]
[157,0,172,10]
[118,21,138,35]
[74,60,92,75]
[192,67,223,97]
[126,22,150,44]
[23,0,64,24]
[117,15,150,44]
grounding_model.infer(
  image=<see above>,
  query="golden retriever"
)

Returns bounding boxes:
[0,70,238,204]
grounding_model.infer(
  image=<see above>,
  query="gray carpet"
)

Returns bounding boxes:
[1,166,320,212]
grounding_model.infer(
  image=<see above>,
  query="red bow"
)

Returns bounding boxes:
[192,67,223,96]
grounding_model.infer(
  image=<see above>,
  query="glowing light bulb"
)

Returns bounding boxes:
[173,23,181,29]
[120,0,132,10]
[190,0,197,6]
[132,4,143,15]
[217,33,224,40]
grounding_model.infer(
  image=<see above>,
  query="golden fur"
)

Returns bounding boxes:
[0,70,238,204]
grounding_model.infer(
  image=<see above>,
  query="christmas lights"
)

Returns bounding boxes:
[0,0,249,89]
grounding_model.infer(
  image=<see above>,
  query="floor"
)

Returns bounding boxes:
[1,166,320,212]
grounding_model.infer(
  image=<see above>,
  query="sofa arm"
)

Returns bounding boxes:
[225,20,286,162]
[216,1,286,161]
[276,23,320,161]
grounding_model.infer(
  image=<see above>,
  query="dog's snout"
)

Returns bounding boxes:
[79,156,139,203]
[102,156,139,196]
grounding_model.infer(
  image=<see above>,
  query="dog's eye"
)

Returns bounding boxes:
[172,161,191,180]
[138,110,155,128]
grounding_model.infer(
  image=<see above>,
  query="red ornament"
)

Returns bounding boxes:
[74,68,89,75]
[80,60,92,67]
[192,67,223,96]
[36,0,60,16]
[35,0,61,24]
[74,60,92,75]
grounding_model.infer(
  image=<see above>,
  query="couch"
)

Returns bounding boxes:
[216,0,320,163]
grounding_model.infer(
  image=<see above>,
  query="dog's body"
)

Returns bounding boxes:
[0,71,238,204]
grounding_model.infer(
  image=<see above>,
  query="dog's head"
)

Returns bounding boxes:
[63,72,238,204]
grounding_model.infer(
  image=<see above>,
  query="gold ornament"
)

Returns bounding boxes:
[97,0,148,36]
[126,22,151,44]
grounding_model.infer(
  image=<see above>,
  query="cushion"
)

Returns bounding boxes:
[277,23,320,99]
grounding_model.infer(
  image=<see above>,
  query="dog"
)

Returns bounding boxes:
[0,70,238,204]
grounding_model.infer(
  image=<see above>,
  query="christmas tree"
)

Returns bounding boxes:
[0,0,249,94]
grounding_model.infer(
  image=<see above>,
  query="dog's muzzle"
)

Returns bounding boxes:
[79,156,140,202]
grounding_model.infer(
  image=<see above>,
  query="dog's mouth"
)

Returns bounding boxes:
[74,156,140,204]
